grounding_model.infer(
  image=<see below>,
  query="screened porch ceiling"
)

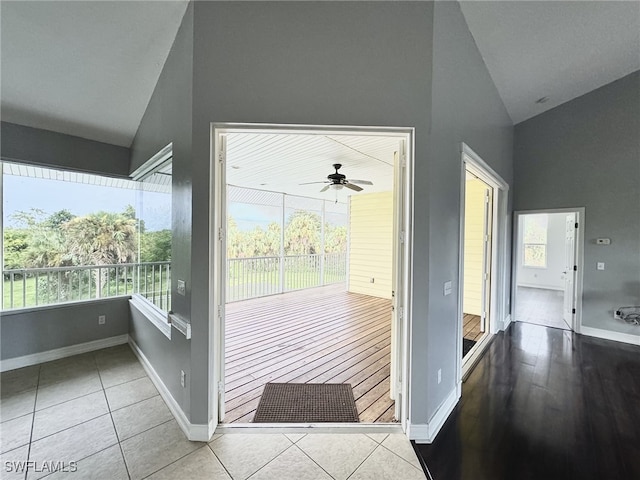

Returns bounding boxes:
[2,132,399,200]
[225,132,398,200]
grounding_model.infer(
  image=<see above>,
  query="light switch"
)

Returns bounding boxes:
[177,280,186,296]
[444,281,452,296]
[597,262,605,271]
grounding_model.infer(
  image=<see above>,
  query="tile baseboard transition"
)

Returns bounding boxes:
[409,387,459,444]
[0,334,129,372]
[579,325,640,346]
[128,337,214,442]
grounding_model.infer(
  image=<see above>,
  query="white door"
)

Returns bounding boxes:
[391,140,406,426]
[480,186,493,333]
[563,214,576,328]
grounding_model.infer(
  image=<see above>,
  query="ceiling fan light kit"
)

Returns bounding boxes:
[300,163,373,194]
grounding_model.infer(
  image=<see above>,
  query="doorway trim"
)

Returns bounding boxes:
[457,143,510,382]
[512,207,585,333]
[209,122,415,435]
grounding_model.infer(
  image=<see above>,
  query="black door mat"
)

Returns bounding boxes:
[253,383,359,423]
[463,338,477,357]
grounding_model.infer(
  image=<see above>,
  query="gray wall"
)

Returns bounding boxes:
[0,121,130,177]
[514,71,640,337]
[190,1,434,425]
[128,4,194,419]
[1,298,129,359]
[421,1,513,420]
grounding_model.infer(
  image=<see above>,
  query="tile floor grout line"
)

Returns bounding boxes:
[33,385,104,413]
[93,351,133,480]
[378,441,426,473]
[108,392,162,414]
[293,441,339,480]
[207,443,235,480]
[22,364,41,480]
[345,442,383,480]
[245,442,299,480]
[117,418,174,444]
[140,444,208,480]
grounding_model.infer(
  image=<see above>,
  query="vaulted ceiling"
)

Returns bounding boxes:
[1,1,638,147]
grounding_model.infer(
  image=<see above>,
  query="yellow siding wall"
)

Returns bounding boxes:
[463,178,487,316]
[348,191,394,299]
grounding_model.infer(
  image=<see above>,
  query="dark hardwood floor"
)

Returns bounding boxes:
[413,321,640,480]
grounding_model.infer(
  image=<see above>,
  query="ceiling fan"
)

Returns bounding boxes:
[300,164,373,192]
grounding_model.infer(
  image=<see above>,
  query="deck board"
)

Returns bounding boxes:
[463,313,483,342]
[223,284,395,424]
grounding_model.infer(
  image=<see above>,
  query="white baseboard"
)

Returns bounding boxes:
[128,338,214,442]
[503,314,512,331]
[0,334,129,372]
[408,387,459,444]
[579,326,640,346]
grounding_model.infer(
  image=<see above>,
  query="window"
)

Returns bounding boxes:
[1,153,172,314]
[522,214,548,268]
[130,145,172,314]
[2,162,139,309]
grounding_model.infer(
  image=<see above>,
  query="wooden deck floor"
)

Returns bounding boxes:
[463,313,483,342]
[223,284,395,424]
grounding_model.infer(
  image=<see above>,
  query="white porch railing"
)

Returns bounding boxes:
[226,252,347,302]
[3,252,347,310]
[2,262,171,311]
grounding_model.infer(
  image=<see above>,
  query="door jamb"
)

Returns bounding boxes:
[512,208,585,333]
[457,143,509,384]
[210,123,415,434]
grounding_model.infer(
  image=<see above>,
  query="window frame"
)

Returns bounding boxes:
[521,215,548,269]
[129,144,173,330]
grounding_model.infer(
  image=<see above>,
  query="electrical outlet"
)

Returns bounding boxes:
[98,315,106,325]
[177,280,186,296]
[180,370,186,388]
[597,262,605,271]
[437,369,442,384]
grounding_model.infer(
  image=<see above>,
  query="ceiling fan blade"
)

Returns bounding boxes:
[345,182,363,192]
[320,185,330,193]
[348,179,373,185]
[299,181,329,185]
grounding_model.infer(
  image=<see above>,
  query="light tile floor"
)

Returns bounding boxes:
[1,345,426,479]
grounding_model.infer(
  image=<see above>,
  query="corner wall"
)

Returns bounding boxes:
[514,71,640,338]
[128,3,195,420]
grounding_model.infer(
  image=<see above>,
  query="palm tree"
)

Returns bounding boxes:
[64,212,138,297]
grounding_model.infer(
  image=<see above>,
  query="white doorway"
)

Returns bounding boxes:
[513,209,584,332]
[210,124,414,432]
[458,144,509,378]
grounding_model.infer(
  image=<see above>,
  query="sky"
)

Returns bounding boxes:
[3,174,345,233]
[3,175,171,231]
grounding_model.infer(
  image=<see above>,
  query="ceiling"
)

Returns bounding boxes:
[460,0,640,124]
[226,132,398,200]
[0,0,189,147]
[0,1,638,146]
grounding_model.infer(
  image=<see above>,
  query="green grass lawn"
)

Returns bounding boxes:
[3,276,38,309]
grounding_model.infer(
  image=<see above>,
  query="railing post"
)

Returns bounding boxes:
[96,267,102,299]
[321,201,326,286]
[279,194,285,293]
